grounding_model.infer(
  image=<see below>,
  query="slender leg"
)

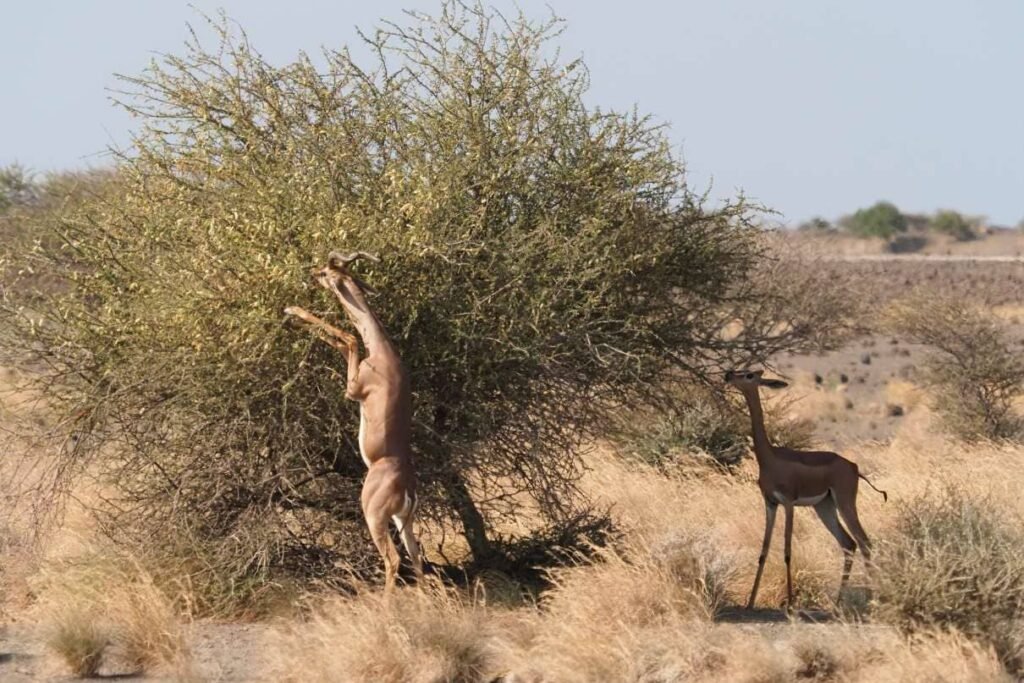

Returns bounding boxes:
[344,340,362,399]
[837,495,873,567]
[782,502,795,611]
[366,511,400,593]
[285,305,364,394]
[284,306,358,346]
[813,494,857,601]
[747,500,778,609]
[395,509,425,581]
[363,468,400,593]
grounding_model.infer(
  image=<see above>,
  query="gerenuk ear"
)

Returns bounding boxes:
[760,378,789,389]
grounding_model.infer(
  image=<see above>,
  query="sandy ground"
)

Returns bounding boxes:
[776,335,926,447]
[0,621,276,682]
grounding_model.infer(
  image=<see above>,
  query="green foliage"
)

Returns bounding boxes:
[930,210,974,241]
[0,4,846,597]
[0,169,112,262]
[886,293,1024,441]
[874,488,1024,673]
[842,201,907,239]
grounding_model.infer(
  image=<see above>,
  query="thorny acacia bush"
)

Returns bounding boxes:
[886,293,1024,441]
[0,4,855,602]
[873,488,1024,673]
[0,168,113,293]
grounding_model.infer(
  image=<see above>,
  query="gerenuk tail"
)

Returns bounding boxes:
[859,473,888,502]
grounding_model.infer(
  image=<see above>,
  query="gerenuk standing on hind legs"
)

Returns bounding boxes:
[285,251,423,592]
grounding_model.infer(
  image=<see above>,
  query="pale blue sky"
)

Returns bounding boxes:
[3,1,1022,225]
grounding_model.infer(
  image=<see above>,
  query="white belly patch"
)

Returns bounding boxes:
[772,491,828,506]
[358,409,370,468]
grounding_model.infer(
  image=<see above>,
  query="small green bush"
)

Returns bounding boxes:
[842,201,907,239]
[930,210,974,241]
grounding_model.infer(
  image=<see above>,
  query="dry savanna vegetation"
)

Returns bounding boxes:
[3,2,1024,682]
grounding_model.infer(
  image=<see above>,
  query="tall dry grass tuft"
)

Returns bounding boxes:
[503,617,1008,682]
[775,626,1010,683]
[543,532,731,625]
[33,551,192,677]
[873,487,1024,671]
[275,581,501,683]
[45,603,108,678]
[501,531,732,681]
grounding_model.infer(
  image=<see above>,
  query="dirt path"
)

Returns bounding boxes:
[830,254,1024,262]
[0,621,277,682]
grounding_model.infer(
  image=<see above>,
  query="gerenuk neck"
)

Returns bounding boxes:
[740,386,773,462]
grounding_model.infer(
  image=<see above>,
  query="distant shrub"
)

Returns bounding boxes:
[842,201,907,239]
[931,210,974,241]
[874,488,1024,673]
[0,164,38,212]
[796,217,833,232]
[0,168,112,273]
[886,293,1024,441]
[888,234,928,254]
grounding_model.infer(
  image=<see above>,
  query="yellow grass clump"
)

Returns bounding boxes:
[32,551,193,677]
[275,580,501,683]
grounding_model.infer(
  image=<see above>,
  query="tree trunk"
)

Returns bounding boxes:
[446,471,493,564]
[433,401,494,565]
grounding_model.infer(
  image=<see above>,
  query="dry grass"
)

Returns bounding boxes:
[275,580,501,683]
[276,582,1010,683]
[992,303,1024,324]
[13,355,1024,680]
[32,550,192,677]
[501,622,1009,683]
[886,378,926,414]
[873,487,1024,671]
[270,428,1024,681]
[45,604,108,677]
